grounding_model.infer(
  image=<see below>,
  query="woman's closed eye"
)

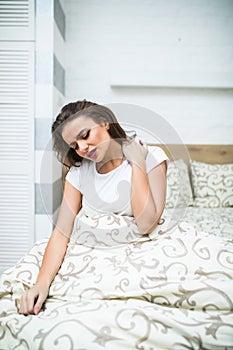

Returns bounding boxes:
[70,130,90,150]
[82,130,90,140]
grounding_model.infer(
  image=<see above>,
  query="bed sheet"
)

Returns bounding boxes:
[164,207,233,239]
[0,211,233,349]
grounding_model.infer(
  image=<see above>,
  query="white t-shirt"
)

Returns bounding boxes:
[66,146,168,216]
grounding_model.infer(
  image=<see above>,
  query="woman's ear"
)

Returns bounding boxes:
[100,118,109,130]
[102,120,109,130]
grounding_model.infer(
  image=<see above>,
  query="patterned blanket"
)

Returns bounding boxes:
[0,211,233,349]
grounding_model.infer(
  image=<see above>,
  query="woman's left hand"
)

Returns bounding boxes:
[122,139,148,166]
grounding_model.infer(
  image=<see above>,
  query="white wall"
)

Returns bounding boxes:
[64,0,233,144]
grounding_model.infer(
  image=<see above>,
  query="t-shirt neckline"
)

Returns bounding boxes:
[94,159,127,176]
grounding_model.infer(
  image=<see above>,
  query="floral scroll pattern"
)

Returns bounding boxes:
[165,159,193,209]
[0,212,233,349]
[190,160,233,208]
[170,207,233,239]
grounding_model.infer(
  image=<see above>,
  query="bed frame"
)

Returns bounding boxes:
[148,144,233,165]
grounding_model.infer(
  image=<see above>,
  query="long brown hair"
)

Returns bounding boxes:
[52,100,127,167]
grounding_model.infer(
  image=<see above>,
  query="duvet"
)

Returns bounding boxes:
[0,210,233,350]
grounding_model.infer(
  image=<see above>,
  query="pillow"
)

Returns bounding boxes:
[165,159,193,208]
[190,160,233,207]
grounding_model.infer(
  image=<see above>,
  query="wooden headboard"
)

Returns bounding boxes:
[149,144,233,165]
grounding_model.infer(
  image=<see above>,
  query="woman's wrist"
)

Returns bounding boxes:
[130,159,146,171]
[36,276,51,288]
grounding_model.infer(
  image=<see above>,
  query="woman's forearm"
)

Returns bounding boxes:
[131,162,159,234]
[19,182,81,315]
[36,181,81,287]
[35,229,70,287]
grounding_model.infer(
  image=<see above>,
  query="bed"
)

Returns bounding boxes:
[159,144,233,240]
[0,144,233,350]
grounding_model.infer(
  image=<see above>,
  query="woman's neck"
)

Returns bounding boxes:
[96,140,124,174]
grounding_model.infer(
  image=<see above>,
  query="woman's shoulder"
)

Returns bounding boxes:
[65,159,94,191]
[147,145,168,158]
[68,159,93,173]
[146,145,169,172]
[66,159,94,180]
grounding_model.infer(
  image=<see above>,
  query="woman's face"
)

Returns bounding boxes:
[62,116,111,162]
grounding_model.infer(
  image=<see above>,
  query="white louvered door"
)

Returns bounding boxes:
[0,0,34,40]
[0,0,35,273]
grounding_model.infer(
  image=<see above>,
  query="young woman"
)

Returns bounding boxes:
[18,100,168,315]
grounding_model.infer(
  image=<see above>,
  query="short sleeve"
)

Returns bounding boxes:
[65,166,81,191]
[146,146,169,173]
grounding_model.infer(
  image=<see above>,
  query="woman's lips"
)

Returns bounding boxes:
[87,148,97,159]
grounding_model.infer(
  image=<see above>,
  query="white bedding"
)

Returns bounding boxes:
[0,210,233,349]
[165,207,233,239]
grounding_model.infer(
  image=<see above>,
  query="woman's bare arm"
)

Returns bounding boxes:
[19,180,82,315]
[123,141,167,234]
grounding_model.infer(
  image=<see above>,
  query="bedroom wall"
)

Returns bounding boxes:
[63,0,233,144]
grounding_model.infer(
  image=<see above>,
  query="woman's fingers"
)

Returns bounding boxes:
[34,293,46,315]
[139,139,148,150]
[18,286,47,315]
[123,139,148,164]
[18,293,27,314]
[19,291,36,315]
[26,291,38,314]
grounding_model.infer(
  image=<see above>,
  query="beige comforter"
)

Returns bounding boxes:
[0,211,233,349]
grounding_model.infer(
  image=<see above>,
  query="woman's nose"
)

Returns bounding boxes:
[77,140,88,152]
